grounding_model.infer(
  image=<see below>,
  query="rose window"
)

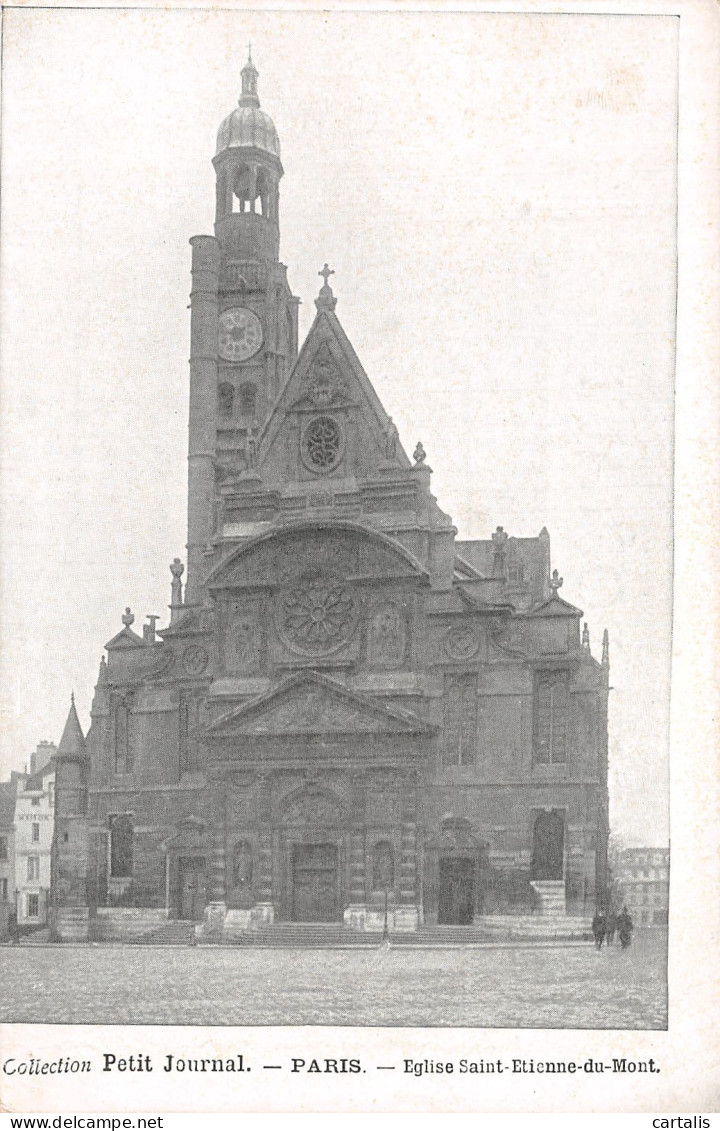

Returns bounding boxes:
[303,415,342,472]
[278,580,357,654]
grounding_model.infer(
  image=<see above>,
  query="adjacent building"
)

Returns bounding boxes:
[615,846,669,927]
[0,780,17,920]
[14,742,56,929]
[52,57,610,940]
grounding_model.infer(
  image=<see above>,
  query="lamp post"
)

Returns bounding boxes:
[383,881,389,942]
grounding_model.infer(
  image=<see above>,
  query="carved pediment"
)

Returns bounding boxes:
[206,522,428,591]
[205,671,433,739]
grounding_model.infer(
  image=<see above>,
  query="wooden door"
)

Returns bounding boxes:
[438,857,474,924]
[179,857,207,921]
[292,844,338,922]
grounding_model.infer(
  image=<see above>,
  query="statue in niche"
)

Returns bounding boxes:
[227,608,258,673]
[228,840,254,910]
[367,603,405,668]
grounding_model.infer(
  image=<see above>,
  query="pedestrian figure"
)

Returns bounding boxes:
[617,904,634,949]
[606,911,617,945]
[591,910,606,948]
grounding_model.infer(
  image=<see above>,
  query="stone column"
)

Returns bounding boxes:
[200,774,227,936]
[253,774,274,926]
[344,774,367,931]
[396,776,420,931]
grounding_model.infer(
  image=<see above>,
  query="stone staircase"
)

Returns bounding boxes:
[210,920,590,947]
[222,923,385,948]
[530,880,567,916]
[135,920,197,946]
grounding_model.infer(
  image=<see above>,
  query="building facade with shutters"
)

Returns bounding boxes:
[52,57,610,939]
[615,846,669,928]
[14,743,56,929]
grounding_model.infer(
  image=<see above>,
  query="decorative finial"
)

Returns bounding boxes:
[71,690,75,706]
[413,442,426,466]
[602,628,610,667]
[170,559,184,611]
[550,569,563,595]
[240,49,260,107]
[582,622,590,648]
[315,264,337,312]
[122,607,135,628]
[492,525,509,578]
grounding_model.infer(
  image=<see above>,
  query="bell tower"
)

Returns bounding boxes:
[186,54,300,603]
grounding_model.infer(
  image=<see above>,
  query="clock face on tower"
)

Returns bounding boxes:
[218,307,264,362]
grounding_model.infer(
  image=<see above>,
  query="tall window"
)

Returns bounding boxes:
[48,783,54,807]
[31,823,40,843]
[179,694,202,774]
[109,814,134,878]
[534,671,569,763]
[114,697,133,775]
[0,836,7,861]
[27,855,40,881]
[443,674,477,766]
[27,893,39,917]
[1,878,7,900]
[239,383,257,418]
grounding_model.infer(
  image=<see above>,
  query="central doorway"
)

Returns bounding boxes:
[438,856,474,924]
[292,843,339,922]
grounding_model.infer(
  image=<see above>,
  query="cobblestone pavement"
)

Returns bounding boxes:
[0,932,666,1028]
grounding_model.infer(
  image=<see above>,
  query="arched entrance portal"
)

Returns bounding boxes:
[531,810,565,881]
[278,787,345,924]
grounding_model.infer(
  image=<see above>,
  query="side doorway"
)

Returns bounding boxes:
[438,856,475,924]
[531,810,565,881]
[178,856,207,921]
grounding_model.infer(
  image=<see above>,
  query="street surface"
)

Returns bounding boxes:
[0,931,666,1028]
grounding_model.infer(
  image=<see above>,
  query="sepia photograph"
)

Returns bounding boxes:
[0,4,677,1029]
[1,0,717,1113]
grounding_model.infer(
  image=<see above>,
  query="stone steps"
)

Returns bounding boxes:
[135,920,197,946]
[227,924,384,948]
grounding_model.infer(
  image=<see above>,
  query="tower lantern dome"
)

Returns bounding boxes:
[215,50,281,160]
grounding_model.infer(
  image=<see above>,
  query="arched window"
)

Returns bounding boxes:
[239,383,256,418]
[109,814,133,878]
[232,840,253,888]
[218,383,234,419]
[372,840,394,891]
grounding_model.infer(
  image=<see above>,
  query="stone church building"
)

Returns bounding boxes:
[52,57,610,940]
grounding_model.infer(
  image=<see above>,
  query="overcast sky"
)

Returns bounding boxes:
[0,8,677,844]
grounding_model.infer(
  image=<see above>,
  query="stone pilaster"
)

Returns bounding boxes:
[396,778,420,930]
[255,774,274,912]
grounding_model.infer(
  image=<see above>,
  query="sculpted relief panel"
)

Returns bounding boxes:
[225,600,262,674]
[367,602,406,668]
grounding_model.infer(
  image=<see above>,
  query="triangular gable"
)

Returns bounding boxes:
[257,308,412,476]
[104,625,145,650]
[205,670,433,739]
[528,594,583,618]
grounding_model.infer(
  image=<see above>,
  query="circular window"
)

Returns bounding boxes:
[277,578,358,655]
[302,415,343,473]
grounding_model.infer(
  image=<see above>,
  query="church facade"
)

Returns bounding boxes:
[52,58,609,940]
